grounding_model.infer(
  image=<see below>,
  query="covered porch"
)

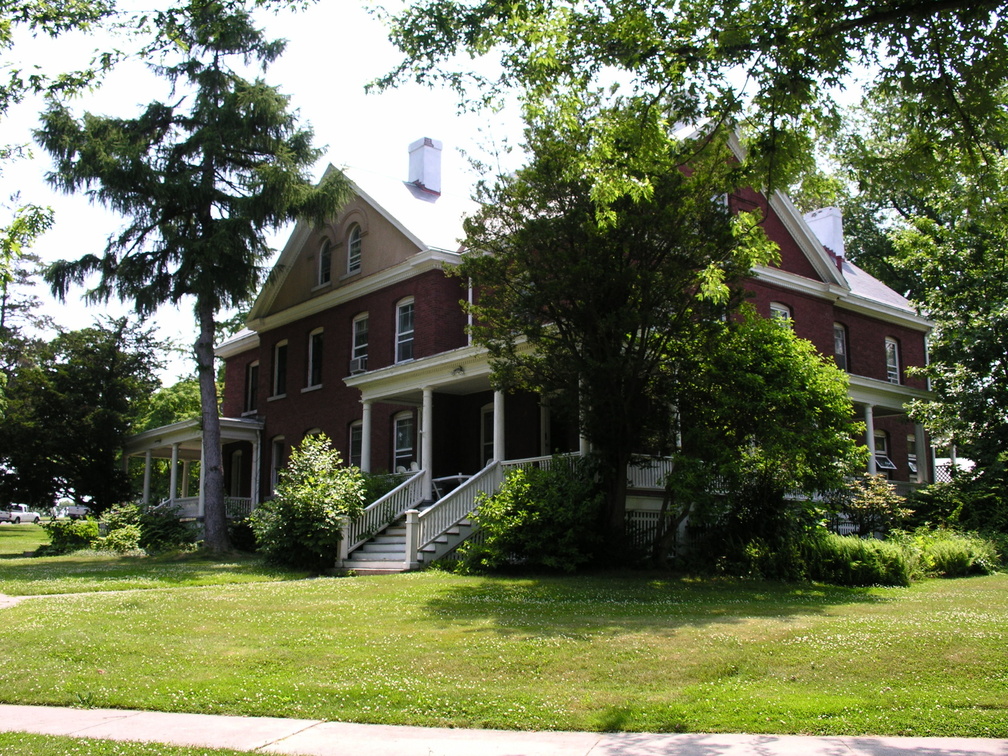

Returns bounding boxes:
[848,375,934,496]
[344,344,587,502]
[123,417,265,519]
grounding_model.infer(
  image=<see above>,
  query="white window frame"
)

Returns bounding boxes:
[480,402,494,466]
[243,360,259,414]
[770,301,792,324]
[873,430,896,473]
[306,328,323,389]
[395,297,415,363]
[347,224,362,275]
[318,239,332,286]
[350,313,369,373]
[271,340,288,398]
[393,411,415,472]
[885,337,900,384]
[833,323,848,372]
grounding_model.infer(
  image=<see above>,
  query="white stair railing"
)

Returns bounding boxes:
[407,460,503,568]
[343,470,425,559]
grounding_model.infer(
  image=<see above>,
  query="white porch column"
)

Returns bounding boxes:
[422,387,434,498]
[169,443,180,504]
[493,390,505,462]
[914,423,927,484]
[251,433,262,508]
[864,404,877,474]
[142,450,152,505]
[197,442,206,518]
[361,400,373,473]
[181,461,191,498]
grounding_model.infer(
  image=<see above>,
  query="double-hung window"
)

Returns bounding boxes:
[393,412,414,471]
[349,422,363,468]
[833,323,848,372]
[770,301,792,326]
[885,338,900,383]
[347,224,362,275]
[396,298,414,363]
[307,328,323,388]
[272,341,288,397]
[318,240,332,286]
[243,361,259,413]
[350,313,368,373]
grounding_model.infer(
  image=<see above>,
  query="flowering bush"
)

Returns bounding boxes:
[250,434,366,571]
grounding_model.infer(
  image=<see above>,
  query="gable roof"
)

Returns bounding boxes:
[247,163,479,323]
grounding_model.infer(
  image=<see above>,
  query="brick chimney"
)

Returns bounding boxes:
[408,137,442,195]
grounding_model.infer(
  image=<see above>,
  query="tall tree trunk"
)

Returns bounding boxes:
[600,447,631,563]
[196,297,230,552]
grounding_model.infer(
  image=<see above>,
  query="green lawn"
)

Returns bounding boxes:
[0,523,308,596]
[0,733,258,756]
[1,558,1006,737]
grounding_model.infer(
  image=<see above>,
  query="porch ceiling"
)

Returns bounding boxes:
[124,417,264,460]
[847,375,932,417]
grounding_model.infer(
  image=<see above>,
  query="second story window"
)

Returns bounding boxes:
[885,337,900,384]
[307,328,323,388]
[347,224,362,275]
[243,360,259,413]
[318,240,332,286]
[833,323,848,372]
[272,340,288,397]
[396,298,414,363]
[350,313,368,374]
[770,301,792,325]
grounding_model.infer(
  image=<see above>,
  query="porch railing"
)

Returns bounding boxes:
[225,497,253,519]
[501,453,579,475]
[408,460,504,568]
[343,469,425,557]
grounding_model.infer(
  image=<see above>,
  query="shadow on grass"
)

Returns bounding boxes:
[421,571,892,635]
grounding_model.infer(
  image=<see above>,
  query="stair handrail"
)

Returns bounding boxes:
[345,469,425,555]
[412,460,503,561]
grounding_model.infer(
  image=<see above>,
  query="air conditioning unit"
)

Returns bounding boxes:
[349,356,368,375]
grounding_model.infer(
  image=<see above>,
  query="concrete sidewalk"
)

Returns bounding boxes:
[1,704,1006,756]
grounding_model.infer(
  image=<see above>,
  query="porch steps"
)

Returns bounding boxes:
[342,517,475,575]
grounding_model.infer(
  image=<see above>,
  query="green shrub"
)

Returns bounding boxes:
[138,504,195,552]
[39,518,100,554]
[361,471,401,503]
[228,517,258,552]
[249,433,366,571]
[462,458,603,573]
[802,531,913,587]
[889,527,1002,577]
[94,523,142,552]
[99,503,141,531]
[839,474,912,536]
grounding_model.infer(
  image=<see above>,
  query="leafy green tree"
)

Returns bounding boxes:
[0,1,115,284]
[840,474,911,537]
[382,0,1008,191]
[0,317,163,510]
[36,0,352,551]
[459,104,776,559]
[677,310,865,550]
[249,433,366,571]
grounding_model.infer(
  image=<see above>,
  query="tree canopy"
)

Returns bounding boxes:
[458,104,776,557]
[381,0,1008,191]
[35,0,352,550]
[0,316,163,510]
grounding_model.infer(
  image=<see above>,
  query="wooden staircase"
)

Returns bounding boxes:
[341,514,475,575]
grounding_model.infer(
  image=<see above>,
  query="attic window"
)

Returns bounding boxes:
[347,224,362,275]
[318,240,332,286]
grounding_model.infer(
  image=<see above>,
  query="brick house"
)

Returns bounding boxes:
[124,137,932,569]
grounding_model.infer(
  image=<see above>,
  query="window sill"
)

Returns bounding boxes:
[241,410,259,418]
[311,281,332,293]
[267,393,287,402]
[340,269,361,281]
[301,384,322,394]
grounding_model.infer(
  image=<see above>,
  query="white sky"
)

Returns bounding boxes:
[4,2,519,383]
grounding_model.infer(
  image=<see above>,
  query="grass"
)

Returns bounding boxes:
[0,555,1006,737]
[0,524,308,596]
[0,732,257,755]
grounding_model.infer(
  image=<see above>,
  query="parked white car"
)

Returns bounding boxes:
[0,504,42,525]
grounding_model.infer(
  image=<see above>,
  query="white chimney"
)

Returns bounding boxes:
[408,137,442,195]
[803,206,845,260]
